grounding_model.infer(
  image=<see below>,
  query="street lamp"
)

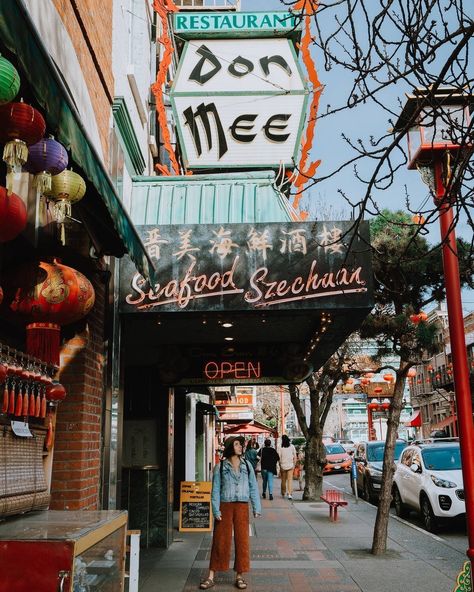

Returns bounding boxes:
[394,86,474,572]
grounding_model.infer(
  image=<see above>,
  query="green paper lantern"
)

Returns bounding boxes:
[0,56,20,106]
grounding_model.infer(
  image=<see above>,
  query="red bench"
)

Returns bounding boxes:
[320,489,348,521]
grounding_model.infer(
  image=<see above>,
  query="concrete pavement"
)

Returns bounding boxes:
[137,479,467,592]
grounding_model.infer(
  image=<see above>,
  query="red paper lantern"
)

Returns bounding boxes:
[418,311,428,322]
[407,368,416,378]
[0,186,27,242]
[46,381,66,402]
[8,259,95,365]
[373,386,383,394]
[368,403,378,410]
[0,101,46,173]
[383,373,394,382]
[410,313,420,324]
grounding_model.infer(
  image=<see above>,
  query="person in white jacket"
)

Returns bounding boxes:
[277,435,297,500]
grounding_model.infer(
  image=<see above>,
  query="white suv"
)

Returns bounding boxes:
[392,441,464,532]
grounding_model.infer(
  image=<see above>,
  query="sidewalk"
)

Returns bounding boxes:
[137,480,467,592]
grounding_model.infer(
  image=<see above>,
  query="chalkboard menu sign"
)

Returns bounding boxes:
[179,481,213,532]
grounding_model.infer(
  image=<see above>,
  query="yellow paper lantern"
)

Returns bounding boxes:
[45,169,86,243]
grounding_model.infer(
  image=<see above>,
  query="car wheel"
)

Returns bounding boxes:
[420,495,439,533]
[393,486,409,518]
[364,478,374,504]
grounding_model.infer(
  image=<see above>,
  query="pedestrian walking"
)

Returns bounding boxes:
[277,435,297,500]
[244,439,259,474]
[296,446,305,491]
[257,438,279,500]
[199,436,261,590]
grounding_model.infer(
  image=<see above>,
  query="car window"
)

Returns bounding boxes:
[422,446,461,470]
[325,444,346,455]
[401,449,414,466]
[411,451,422,470]
[367,442,406,462]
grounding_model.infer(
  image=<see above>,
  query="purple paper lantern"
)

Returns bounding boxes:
[25,137,68,194]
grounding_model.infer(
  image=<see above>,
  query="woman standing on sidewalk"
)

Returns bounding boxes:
[258,439,279,500]
[278,435,297,500]
[199,436,261,591]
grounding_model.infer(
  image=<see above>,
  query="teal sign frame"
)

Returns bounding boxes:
[173,11,301,38]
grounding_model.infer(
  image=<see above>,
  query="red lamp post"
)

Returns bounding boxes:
[394,87,474,571]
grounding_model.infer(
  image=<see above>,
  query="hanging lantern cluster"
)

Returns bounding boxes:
[44,169,86,244]
[7,259,95,366]
[0,186,27,242]
[0,56,20,105]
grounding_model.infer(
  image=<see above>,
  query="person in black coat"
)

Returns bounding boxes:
[257,439,279,500]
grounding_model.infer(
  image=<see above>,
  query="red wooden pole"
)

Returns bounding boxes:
[434,159,474,567]
[367,406,374,441]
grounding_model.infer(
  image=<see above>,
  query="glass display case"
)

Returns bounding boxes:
[0,510,127,592]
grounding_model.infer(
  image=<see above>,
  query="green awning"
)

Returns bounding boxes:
[130,171,296,225]
[0,0,156,284]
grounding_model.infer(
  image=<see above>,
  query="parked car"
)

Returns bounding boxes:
[323,442,352,474]
[352,440,407,504]
[392,441,464,533]
[336,439,356,454]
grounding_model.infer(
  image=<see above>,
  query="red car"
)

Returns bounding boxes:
[323,442,352,474]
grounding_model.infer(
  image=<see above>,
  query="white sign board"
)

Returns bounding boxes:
[170,38,308,169]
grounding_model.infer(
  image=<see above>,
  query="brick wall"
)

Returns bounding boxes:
[51,0,114,162]
[50,274,106,510]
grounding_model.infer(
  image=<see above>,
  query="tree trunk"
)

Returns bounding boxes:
[303,430,326,500]
[371,364,408,555]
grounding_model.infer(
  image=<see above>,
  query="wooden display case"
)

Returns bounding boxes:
[0,510,127,592]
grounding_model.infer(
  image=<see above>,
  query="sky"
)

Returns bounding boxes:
[240,0,474,313]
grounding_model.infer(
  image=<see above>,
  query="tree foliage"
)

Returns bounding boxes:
[359,209,472,555]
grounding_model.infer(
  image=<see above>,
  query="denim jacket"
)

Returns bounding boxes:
[211,458,261,519]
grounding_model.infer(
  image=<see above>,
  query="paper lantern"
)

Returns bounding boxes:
[383,373,394,382]
[0,186,27,242]
[45,169,86,244]
[8,259,95,365]
[418,311,428,322]
[25,137,68,194]
[373,386,383,394]
[0,101,46,172]
[0,56,20,105]
[407,368,416,378]
[412,213,425,225]
[46,381,66,402]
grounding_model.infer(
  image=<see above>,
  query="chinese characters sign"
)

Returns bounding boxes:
[119,221,372,314]
[170,38,308,168]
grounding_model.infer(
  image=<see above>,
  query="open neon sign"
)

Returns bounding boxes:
[204,361,261,380]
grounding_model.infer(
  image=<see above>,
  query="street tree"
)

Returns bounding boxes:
[288,342,362,500]
[359,209,473,555]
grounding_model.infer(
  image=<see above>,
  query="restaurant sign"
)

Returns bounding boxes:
[170,38,308,168]
[119,221,371,314]
[173,12,300,38]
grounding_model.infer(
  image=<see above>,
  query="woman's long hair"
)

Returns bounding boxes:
[281,435,290,448]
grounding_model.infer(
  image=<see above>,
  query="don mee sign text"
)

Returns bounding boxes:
[120,221,372,314]
[170,38,308,169]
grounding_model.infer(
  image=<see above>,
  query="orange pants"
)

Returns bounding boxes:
[280,468,294,496]
[209,502,250,573]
